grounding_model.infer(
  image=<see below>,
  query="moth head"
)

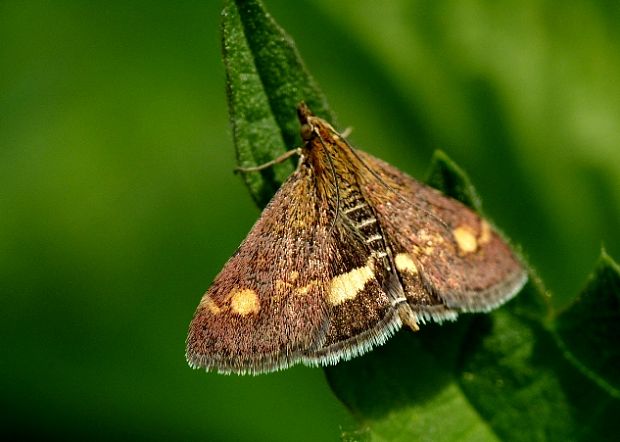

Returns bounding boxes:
[298,102,315,141]
[297,102,339,143]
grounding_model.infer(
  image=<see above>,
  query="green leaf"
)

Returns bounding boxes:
[326,325,500,442]
[552,250,620,398]
[457,300,619,442]
[221,0,334,207]
[425,149,481,211]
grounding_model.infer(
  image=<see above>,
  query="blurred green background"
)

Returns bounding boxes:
[1,0,619,440]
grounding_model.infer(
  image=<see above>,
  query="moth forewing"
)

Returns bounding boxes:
[356,151,527,313]
[186,164,331,374]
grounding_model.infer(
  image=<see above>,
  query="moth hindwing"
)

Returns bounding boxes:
[186,103,527,375]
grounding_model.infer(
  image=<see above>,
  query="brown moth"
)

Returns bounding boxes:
[186,103,527,375]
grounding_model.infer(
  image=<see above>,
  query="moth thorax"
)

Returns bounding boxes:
[300,123,313,141]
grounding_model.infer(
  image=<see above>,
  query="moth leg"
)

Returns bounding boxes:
[234,148,302,173]
[397,303,420,331]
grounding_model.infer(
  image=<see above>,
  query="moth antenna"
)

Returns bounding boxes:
[234,148,302,173]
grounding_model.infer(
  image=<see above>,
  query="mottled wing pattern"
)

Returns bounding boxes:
[357,151,527,316]
[186,164,332,374]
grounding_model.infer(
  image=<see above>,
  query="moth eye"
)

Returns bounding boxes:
[300,123,313,141]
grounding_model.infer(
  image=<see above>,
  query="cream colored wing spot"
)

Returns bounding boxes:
[453,225,478,254]
[328,266,374,306]
[365,234,383,244]
[199,295,222,315]
[395,253,418,274]
[295,280,318,296]
[478,220,492,245]
[230,288,260,315]
[343,202,367,214]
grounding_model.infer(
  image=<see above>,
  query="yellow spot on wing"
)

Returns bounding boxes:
[453,225,478,254]
[395,253,418,274]
[296,281,317,296]
[274,277,317,300]
[328,266,374,306]
[199,295,221,315]
[230,289,260,315]
[479,220,492,245]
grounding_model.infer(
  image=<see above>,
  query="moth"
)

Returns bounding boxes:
[186,103,527,375]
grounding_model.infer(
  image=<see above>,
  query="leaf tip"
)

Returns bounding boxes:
[425,149,482,211]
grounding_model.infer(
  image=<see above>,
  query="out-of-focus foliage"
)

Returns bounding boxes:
[1,0,618,441]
